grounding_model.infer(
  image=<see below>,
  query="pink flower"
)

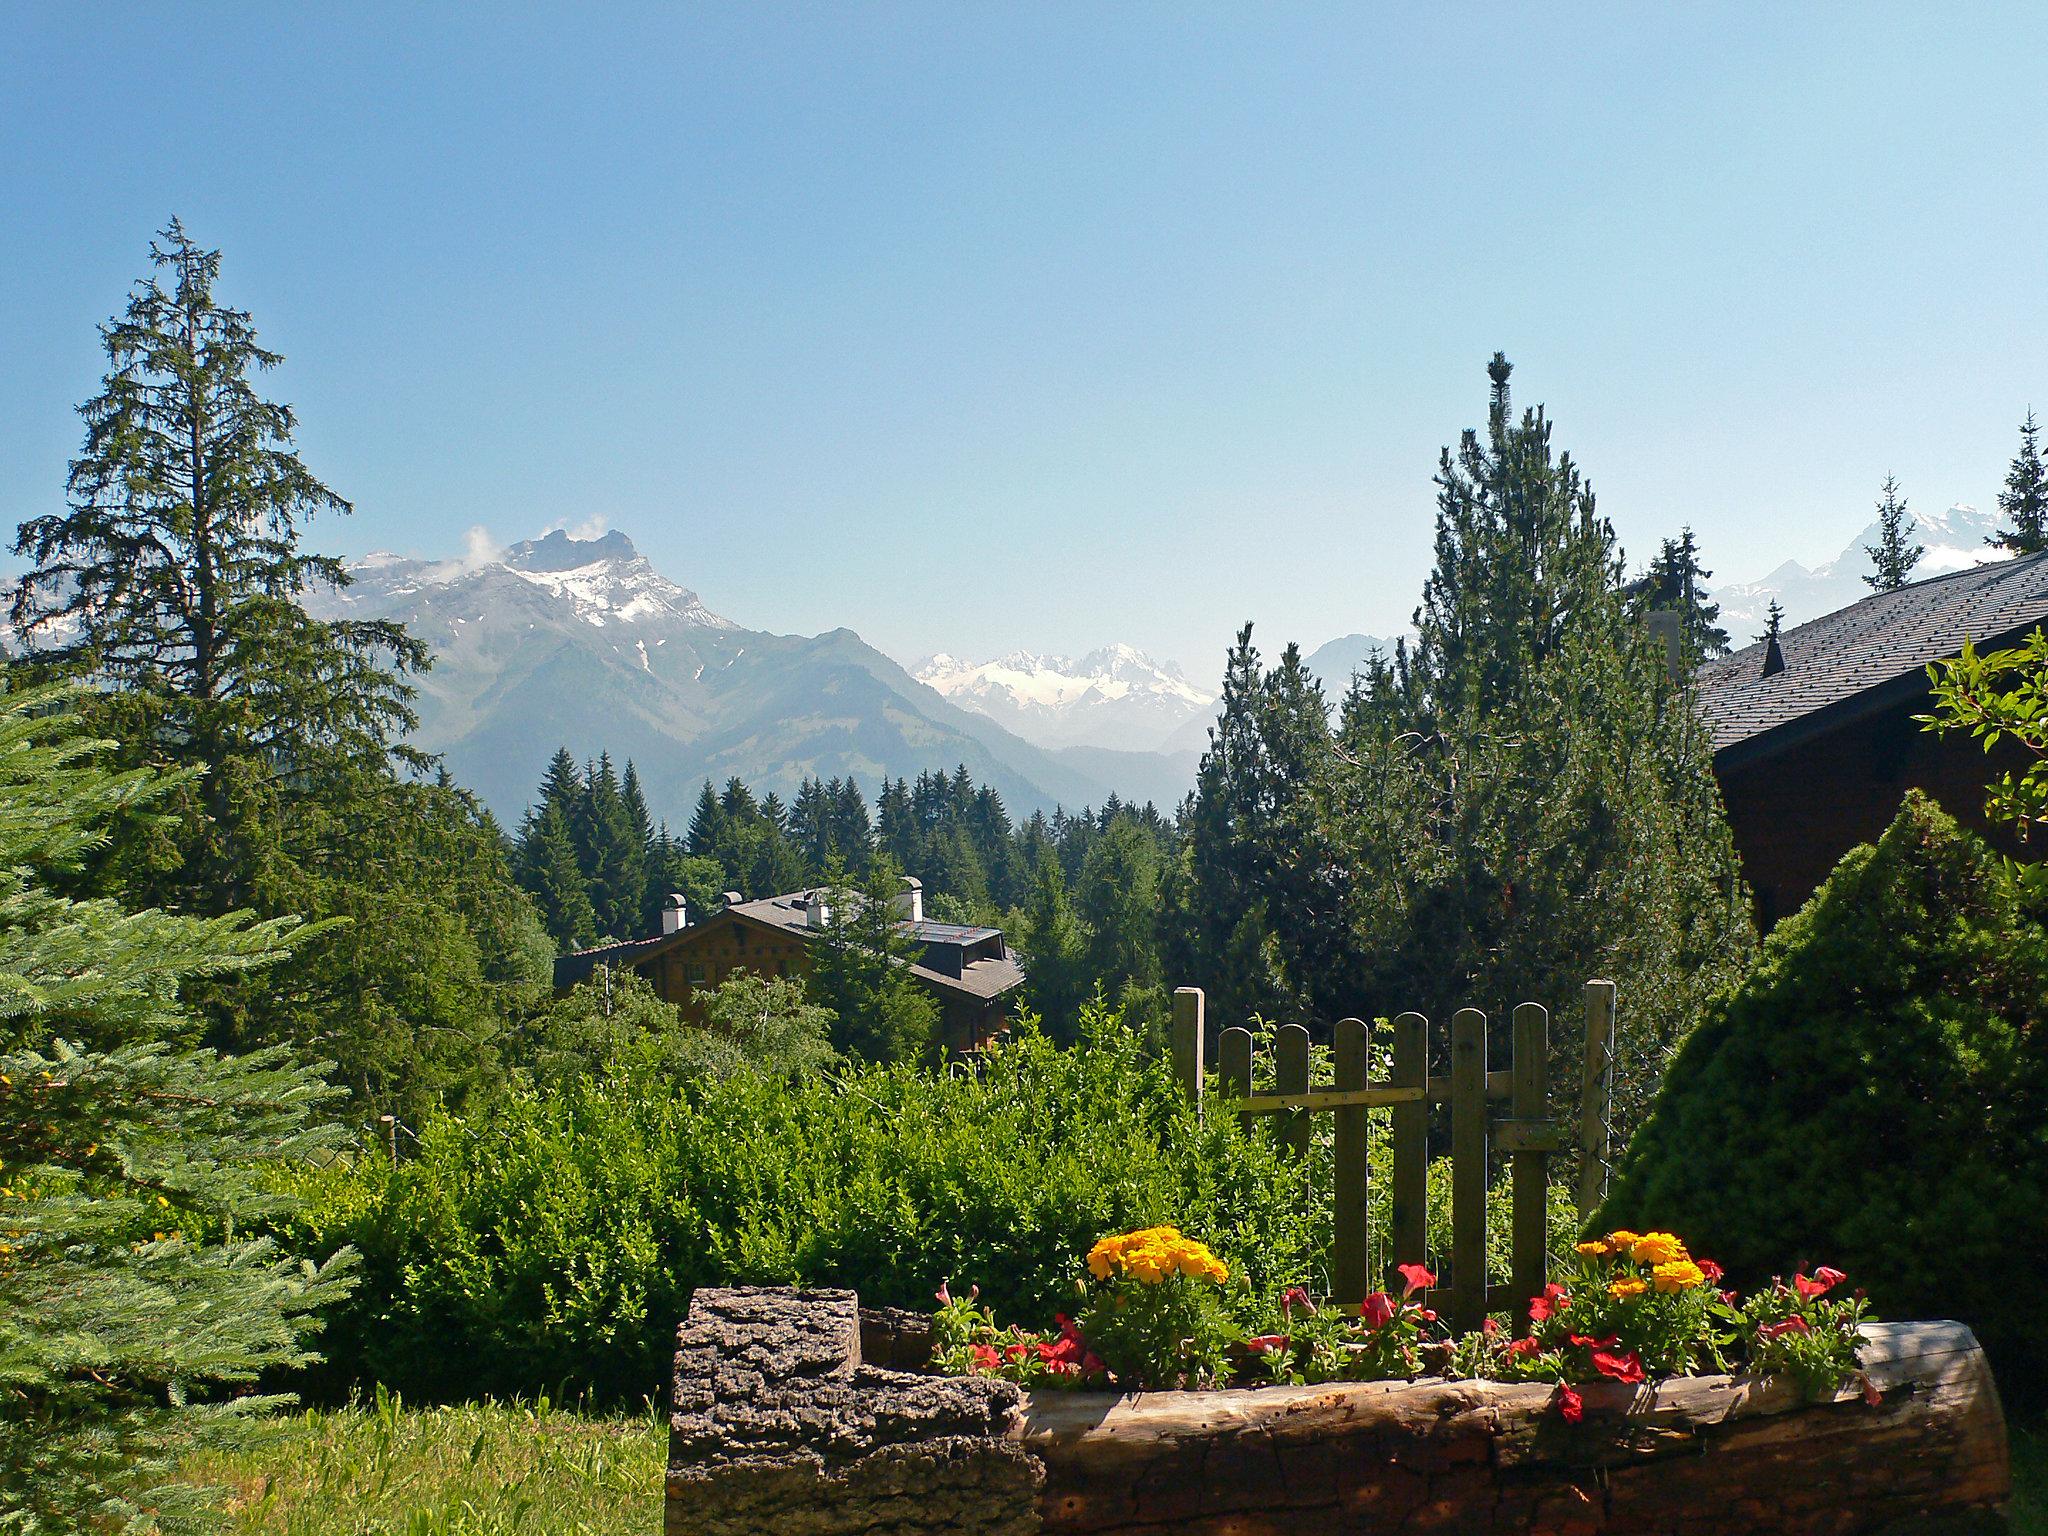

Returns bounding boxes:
[1360,1291,1398,1329]
[1396,1263,1437,1298]
[1759,1316,1811,1341]
[935,1281,952,1307]
[1280,1285,1315,1320]
[1246,1334,1289,1355]
[1556,1382,1583,1423]
[1860,1373,1882,1407]
[1529,1282,1571,1323]
[1482,1317,1501,1339]
[1794,1267,1847,1301]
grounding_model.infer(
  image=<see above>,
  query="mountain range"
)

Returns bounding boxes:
[305,530,1200,824]
[1713,502,2009,639]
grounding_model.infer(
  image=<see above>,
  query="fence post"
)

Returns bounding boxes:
[1577,980,1617,1217]
[1389,1011,1428,1280]
[1510,1002,1549,1334]
[1172,987,1206,1118]
[1274,1022,1311,1162]
[1218,1024,1254,1135]
[1331,1017,1369,1306]
[1450,1008,1488,1335]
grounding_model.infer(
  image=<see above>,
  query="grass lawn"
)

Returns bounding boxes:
[186,1396,2045,1534]
[179,1389,666,1536]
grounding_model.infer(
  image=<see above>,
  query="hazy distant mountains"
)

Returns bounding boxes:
[1715,503,2009,639]
[305,531,1198,823]
[913,647,1213,755]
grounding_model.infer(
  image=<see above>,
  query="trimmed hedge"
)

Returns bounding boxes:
[1598,792,2048,1389]
[281,1013,1325,1402]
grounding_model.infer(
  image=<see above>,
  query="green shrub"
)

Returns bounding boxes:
[281,1004,1326,1403]
[1597,791,2048,1388]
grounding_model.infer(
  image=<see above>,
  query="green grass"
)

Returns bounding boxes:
[179,1388,666,1536]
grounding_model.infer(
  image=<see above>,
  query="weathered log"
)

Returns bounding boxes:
[666,1287,2008,1536]
[665,1286,1039,1536]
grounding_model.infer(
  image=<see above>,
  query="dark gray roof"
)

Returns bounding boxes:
[1694,550,2048,767]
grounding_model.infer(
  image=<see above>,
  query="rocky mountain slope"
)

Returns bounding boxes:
[306,530,1179,823]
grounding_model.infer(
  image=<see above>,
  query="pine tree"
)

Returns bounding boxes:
[1761,600,1785,645]
[1863,475,1924,591]
[1016,854,1094,1041]
[804,861,937,1061]
[10,221,426,911]
[518,800,599,950]
[576,753,645,939]
[685,781,727,865]
[1640,527,1730,662]
[1991,410,2048,556]
[0,682,354,1532]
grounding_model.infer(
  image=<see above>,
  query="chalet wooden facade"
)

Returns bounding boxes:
[553,877,1025,1053]
[1694,551,2048,927]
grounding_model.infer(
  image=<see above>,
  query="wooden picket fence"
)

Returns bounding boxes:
[1169,981,1617,1335]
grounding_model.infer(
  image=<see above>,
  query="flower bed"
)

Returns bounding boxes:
[666,1285,2008,1536]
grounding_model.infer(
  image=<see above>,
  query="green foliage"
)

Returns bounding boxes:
[274,1002,1323,1403]
[0,684,354,1532]
[686,970,837,1079]
[1640,525,1730,663]
[1863,474,1924,592]
[1596,792,2048,1389]
[1921,627,2048,896]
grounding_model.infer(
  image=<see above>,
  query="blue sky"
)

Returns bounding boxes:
[4,4,2044,676]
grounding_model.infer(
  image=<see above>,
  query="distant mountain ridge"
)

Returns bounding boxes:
[304,530,1189,824]
[912,645,1214,755]
[1715,503,2010,638]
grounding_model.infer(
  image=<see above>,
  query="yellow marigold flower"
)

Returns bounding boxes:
[1652,1259,1706,1293]
[1604,1230,1642,1253]
[1574,1239,1609,1258]
[1088,1250,1115,1281]
[1608,1277,1648,1300]
[1630,1232,1688,1266]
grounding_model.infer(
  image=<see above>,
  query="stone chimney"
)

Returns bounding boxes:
[661,893,688,935]
[892,876,924,924]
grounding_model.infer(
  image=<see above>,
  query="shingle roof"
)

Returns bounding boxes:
[1694,550,2048,766]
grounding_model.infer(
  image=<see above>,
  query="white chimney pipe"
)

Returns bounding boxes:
[892,876,923,924]
[660,893,687,935]
[805,891,832,929]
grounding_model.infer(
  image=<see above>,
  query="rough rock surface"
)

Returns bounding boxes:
[666,1286,1040,1536]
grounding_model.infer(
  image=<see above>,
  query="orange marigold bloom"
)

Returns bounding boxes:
[1608,1277,1648,1300]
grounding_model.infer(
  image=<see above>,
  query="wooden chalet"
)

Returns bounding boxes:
[1694,549,2048,927]
[553,877,1025,1053]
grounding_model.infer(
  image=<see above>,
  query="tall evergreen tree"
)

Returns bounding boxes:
[1991,410,2048,557]
[1863,475,1924,592]
[804,861,937,1062]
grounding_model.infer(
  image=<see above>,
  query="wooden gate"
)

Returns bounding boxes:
[1169,981,1617,1335]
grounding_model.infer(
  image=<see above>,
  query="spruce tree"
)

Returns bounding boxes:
[0,682,354,1532]
[1641,527,1730,662]
[1017,854,1094,1041]
[804,861,937,1061]
[1761,600,1786,645]
[1991,410,2048,557]
[1863,475,1924,592]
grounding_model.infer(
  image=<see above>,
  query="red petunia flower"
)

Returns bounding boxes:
[1556,1382,1584,1423]
[1590,1347,1646,1384]
[1360,1291,1398,1329]
[1697,1259,1724,1283]
[969,1343,1001,1373]
[1529,1282,1571,1323]
[1567,1333,1618,1350]
[1794,1266,1847,1300]
[1396,1263,1437,1298]
[1482,1317,1501,1339]
[1860,1373,1882,1407]
[1505,1335,1541,1360]
[935,1281,952,1307]
[1759,1316,1811,1341]
[1280,1285,1315,1320]
[1246,1334,1289,1355]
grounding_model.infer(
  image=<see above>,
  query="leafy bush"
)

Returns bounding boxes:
[280,1004,1325,1402]
[1596,792,2048,1389]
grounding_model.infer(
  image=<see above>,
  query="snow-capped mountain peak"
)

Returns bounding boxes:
[913,646,1214,754]
[332,528,736,632]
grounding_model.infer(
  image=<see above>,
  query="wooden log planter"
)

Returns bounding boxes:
[665,1286,2010,1536]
